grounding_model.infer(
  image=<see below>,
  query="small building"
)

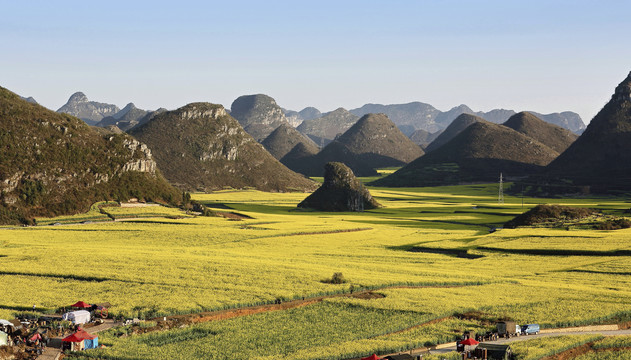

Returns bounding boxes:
[476,343,513,360]
[62,329,98,351]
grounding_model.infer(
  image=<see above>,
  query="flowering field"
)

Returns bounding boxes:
[1,183,630,358]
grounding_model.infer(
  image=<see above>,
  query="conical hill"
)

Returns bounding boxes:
[261,123,319,160]
[373,121,559,187]
[425,113,486,152]
[129,103,317,192]
[503,112,578,153]
[545,71,631,191]
[335,113,424,167]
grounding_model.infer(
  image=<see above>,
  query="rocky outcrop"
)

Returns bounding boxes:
[129,102,317,192]
[57,92,120,125]
[298,162,380,212]
[230,94,290,141]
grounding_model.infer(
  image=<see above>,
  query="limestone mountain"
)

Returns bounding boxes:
[286,113,422,177]
[334,113,424,167]
[129,102,317,192]
[298,162,380,212]
[425,113,487,152]
[298,107,322,121]
[349,102,585,134]
[290,140,378,177]
[373,121,559,187]
[530,111,586,134]
[503,112,578,153]
[0,86,180,225]
[230,94,290,142]
[350,102,441,133]
[545,71,631,191]
[261,123,319,160]
[296,107,359,145]
[96,103,150,131]
[20,96,38,104]
[408,129,441,148]
[279,142,320,173]
[57,92,119,125]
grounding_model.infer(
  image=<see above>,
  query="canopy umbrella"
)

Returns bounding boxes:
[459,337,479,352]
[71,301,91,308]
[460,338,479,346]
[361,355,381,360]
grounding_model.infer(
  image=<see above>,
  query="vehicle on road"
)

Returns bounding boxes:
[521,323,540,335]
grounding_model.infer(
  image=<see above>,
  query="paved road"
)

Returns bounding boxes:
[428,327,631,355]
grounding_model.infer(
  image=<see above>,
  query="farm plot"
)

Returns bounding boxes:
[1,184,630,359]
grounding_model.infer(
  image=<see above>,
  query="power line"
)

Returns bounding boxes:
[498,172,504,205]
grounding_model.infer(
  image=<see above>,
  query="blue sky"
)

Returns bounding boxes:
[2,0,630,123]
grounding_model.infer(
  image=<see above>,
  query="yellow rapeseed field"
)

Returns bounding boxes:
[1,183,630,359]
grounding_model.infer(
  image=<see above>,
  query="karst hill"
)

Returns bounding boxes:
[286,113,423,177]
[229,94,290,142]
[0,86,180,224]
[545,71,631,192]
[503,112,578,153]
[129,102,318,192]
[261,123,319,160]
[298,162,381,212]
[373,121,559,187]
[425,113,486,152]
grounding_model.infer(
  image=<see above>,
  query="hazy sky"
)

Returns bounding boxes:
[2,0,630,123]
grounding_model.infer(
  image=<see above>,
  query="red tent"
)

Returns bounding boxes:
[361,355,381,360]
[71,301,91,308]
[62,333,84,343]
[459,338,479,346]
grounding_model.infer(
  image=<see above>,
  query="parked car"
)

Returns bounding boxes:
[521,324,540,335]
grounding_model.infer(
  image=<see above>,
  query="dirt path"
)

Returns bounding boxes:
[159,284,473,327]
[35,320,118,360]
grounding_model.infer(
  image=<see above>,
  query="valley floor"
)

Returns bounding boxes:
[1,184,630,359]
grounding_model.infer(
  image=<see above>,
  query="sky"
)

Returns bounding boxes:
[2,0,631,123]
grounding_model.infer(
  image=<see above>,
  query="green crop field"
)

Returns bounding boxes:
[1,183,630,359]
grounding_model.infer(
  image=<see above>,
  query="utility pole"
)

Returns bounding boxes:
[498,172,504,205]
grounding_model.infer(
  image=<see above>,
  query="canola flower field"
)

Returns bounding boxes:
[1,183,630,359]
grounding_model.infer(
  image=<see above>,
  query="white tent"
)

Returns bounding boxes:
[62,310,91,324]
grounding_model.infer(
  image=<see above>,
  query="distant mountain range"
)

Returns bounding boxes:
[57,92,120,125]
[283,102,585,137]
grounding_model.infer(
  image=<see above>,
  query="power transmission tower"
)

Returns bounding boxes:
[498,172,504,204]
